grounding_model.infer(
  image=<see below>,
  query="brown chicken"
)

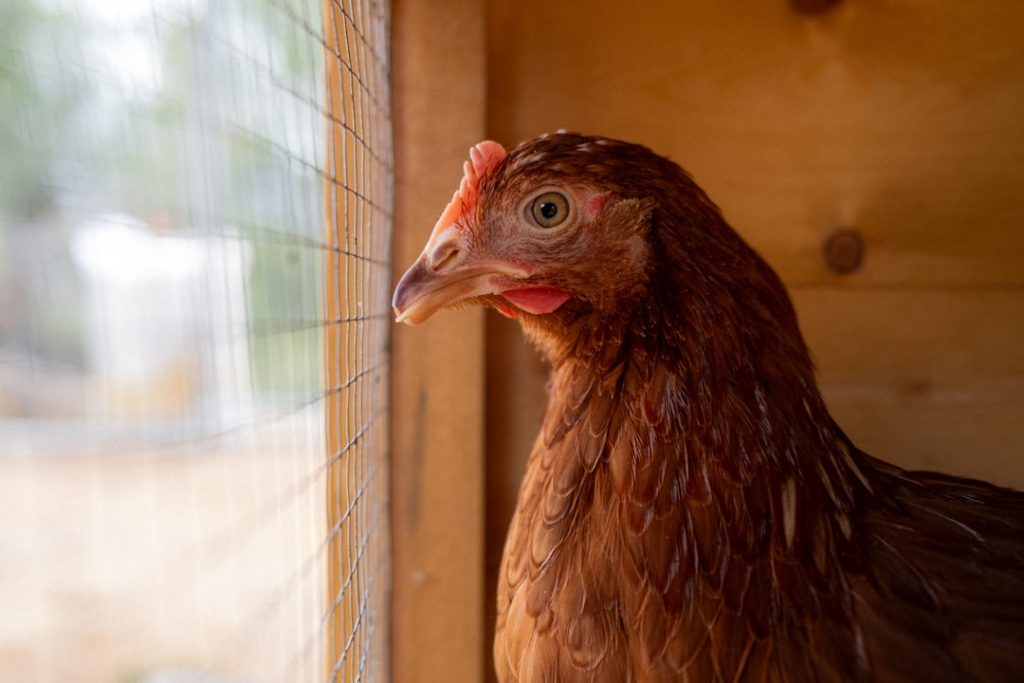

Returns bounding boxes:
[392,133,1024,682]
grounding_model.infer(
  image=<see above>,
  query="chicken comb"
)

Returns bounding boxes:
[429,141,507,239]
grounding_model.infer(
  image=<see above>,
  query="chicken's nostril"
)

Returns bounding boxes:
[429,245,461,273]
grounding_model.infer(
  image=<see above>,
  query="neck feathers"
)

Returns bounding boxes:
[535,305,872,582]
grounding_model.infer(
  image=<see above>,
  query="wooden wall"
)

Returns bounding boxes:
[484,0,1024,679]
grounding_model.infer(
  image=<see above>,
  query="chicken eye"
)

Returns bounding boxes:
[528,192,570,228]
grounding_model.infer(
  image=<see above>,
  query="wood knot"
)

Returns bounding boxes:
[824,228,865,275]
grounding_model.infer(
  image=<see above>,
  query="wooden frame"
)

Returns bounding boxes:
[323,0,397,679]
[390,1,489,681]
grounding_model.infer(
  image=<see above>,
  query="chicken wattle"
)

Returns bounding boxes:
[392,133,1024,682]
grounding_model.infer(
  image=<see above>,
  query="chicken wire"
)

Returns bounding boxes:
[0,0,392,681]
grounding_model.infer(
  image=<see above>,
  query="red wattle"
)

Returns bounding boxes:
[500,286,572,315]
[496,303,519,319]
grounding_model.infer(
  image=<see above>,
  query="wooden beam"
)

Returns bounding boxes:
[324,0,394,679]
[392,1,488,681]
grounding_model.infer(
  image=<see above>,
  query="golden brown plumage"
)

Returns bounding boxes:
[392,133,1024,682]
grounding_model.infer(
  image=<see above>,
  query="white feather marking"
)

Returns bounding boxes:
[837,512,852,539]
[782,477,797,548]
[816,462,839,505]
[511,152,545,170]
[839,441,873,493]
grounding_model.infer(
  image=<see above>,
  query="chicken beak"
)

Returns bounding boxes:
[391,259,488,326]
[392,224,533,325]
[390,225,486,325]
[391,259,490,325]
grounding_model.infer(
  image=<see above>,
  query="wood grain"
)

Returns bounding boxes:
[796,289,1024,487]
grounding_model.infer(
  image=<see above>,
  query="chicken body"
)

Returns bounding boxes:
[392,133,1024,682]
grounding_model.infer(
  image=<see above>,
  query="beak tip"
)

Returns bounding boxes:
[392,290,418,326]
[393,308,415,326]
[392,256,434,326]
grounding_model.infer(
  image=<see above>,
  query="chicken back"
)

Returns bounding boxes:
[392,133,1024,682]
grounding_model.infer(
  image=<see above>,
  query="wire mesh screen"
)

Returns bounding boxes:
[0,0,392,681]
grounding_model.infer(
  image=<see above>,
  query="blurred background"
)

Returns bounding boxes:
[0,0,392,681]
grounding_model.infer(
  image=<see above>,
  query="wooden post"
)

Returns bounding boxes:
[324,1,394,680]
[392,1,488,681]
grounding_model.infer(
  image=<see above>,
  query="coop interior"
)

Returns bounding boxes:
[1,1,1022,682]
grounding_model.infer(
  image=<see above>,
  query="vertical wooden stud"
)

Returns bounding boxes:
[392,0,488,681]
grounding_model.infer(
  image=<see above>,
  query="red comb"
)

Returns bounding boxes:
[428,141,507,240]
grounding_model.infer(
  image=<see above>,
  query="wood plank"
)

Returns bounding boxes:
[392,1,488,681]
[827,398,1024,488]
[486,0,1024,288]
[794,288,1024,488]
[323,1,361,676]
[324,0,395,677]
